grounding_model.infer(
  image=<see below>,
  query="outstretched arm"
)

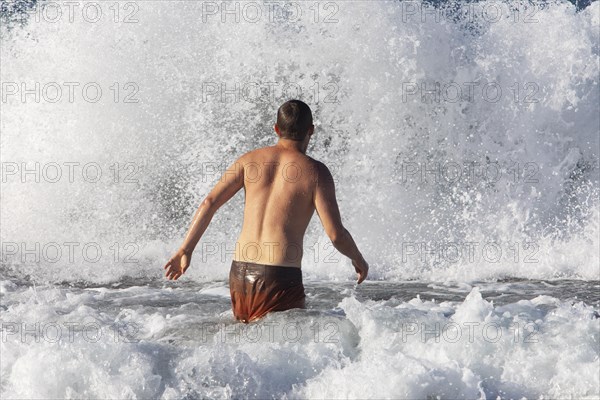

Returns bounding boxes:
[313,162,369,283]
[164,158,245,280]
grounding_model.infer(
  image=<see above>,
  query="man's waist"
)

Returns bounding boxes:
[233,240,303,267]
[230,259,303,278]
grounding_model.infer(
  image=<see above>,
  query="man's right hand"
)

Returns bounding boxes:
[164,248,192,281]
[353,257,369,284]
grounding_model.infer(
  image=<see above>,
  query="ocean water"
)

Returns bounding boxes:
[1,0,599,398]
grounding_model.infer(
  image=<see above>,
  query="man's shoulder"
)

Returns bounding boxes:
[305,157,329,172]
[236,147,270,163]
[303,157,336,186]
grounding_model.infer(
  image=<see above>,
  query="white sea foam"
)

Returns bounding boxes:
[1,283,597,398]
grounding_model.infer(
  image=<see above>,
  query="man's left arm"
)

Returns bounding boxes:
[164,156,245,280]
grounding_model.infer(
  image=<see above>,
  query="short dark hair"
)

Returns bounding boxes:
[276,100,313,141]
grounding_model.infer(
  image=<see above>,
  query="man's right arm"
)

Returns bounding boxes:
[313,162,369,283]
[164,155,245,280]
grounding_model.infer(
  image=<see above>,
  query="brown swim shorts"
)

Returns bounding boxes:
[229,260,306,323]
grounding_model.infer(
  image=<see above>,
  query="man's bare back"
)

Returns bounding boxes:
[234,144,320,267]
[164,100,368,321]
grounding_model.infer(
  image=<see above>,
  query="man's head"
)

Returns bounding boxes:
[274,100,314,141]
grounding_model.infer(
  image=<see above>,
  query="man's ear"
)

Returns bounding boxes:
[274,124,281,137]
[308,125,315,136]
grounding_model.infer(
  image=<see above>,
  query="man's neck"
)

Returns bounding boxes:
[276,138,307,154]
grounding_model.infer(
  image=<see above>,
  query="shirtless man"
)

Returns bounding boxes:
[164,100,369,322]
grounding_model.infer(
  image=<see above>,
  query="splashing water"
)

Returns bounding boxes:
[1,0,598,285]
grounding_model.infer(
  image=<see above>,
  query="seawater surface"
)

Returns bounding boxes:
[1,277,599,398]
